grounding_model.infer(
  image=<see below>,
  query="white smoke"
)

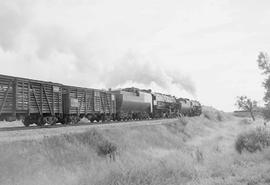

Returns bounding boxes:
[105,51,196,95]
[0,0,196,97]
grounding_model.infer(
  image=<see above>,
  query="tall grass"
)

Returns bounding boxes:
[1,114,270,185]
[202,106,232,122]
[239,118,253,125]
[0,129,118,185]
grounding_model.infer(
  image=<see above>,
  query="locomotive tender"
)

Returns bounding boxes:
[111,88,152,120]
[0,74,201,126]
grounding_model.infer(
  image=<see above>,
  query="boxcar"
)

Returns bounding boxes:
[0,74,63,126]
[152,93,178,118]
[111,88,153,120]
[62,85,116,123]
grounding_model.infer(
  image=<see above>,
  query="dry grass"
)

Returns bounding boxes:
[239,118,253,125]
[202,106,232,122]
[1,112,270,185]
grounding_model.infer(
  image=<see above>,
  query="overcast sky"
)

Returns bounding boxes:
[0,0,269,111]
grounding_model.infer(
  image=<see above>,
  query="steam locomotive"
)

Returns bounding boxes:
[0,74,201,126]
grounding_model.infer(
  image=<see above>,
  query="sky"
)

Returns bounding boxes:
[0,0,270,111]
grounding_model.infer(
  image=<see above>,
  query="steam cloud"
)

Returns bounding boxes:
[105,52,196,95]
[0,0,196,97]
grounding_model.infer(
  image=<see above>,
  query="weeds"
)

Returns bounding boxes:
[164,117,189,137]
[97,140,117,157]
[95,160,195,185]
[235,127,270,154]
[70,129,117,158]
[202,107,229,122]
[2,115,270,185]
[192,148,204,163]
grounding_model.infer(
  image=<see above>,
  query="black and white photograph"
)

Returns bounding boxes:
[0,0,270,184]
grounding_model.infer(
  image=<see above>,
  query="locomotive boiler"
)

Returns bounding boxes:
[152,93,178,118]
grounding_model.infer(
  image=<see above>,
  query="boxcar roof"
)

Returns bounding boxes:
[62,84,108,92]
[0,73,63,86]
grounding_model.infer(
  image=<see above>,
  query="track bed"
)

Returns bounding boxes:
[0,118,178,142]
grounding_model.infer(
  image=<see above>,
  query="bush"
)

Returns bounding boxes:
[235,127,270,154]
[60,129,117,157]
[97,140,117,156]
[202,108,229,122]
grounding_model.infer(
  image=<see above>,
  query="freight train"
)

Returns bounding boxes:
[0,74,202,126]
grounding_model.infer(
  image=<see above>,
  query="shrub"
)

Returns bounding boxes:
[235,127,270,154]
[202,106,230,121]
[61,129,117,157]
[97,140,117,156]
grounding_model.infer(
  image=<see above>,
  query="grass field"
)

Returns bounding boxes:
[0,108,270,185]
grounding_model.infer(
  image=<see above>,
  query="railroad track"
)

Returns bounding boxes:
[0,118,181,143]
[0,118,178,132]
[0,118,180,142]
[0,120,109,132]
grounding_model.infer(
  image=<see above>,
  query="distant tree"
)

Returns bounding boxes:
[235,96,257,121]
[257,52,270,75]
[257,52,270,120]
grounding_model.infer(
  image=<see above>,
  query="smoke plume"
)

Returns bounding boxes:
[105,51,196,95]
[0,0,196,97]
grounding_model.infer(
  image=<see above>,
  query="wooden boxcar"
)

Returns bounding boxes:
[0,74,63,126]
[62,85,116,123]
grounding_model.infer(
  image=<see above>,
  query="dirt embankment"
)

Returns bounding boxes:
[0,109,269,185]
